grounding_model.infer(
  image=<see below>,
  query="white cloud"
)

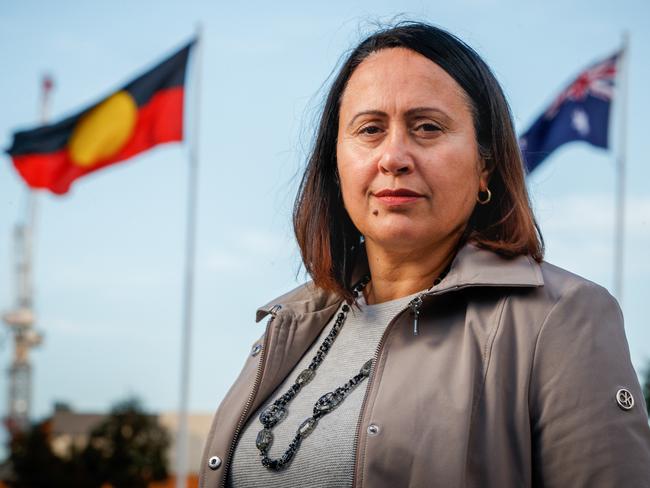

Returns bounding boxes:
[536,193,650,237]
[205,251,246,273]
[204,227,295,273]
[239,228,291,255]
[44,265,177,294]
[535,193,650,284]
[47,317,110,335]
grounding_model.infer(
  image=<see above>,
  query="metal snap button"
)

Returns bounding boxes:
[251,343,262,357]
[367,423,380,436]
[208,455,222,470]
[616,388,634,410]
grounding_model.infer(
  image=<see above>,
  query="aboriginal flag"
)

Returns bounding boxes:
[6,40,195,194]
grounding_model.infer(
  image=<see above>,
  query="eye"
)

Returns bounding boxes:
[358,125,383,136]
[414,122,441,134]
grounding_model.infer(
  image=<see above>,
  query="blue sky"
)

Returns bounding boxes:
[0,0,648,452]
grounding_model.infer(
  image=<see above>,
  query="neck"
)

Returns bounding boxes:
[363,236,460,305]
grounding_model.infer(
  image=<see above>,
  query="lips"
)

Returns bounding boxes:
[373,188,424,205]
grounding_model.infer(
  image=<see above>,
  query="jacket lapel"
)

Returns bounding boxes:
[434,243,544,292]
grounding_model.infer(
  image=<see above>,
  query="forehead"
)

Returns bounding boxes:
[340,47,470,116]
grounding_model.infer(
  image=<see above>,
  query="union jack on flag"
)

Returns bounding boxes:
[519,51,621,173]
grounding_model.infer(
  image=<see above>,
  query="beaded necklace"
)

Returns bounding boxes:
[255,275,371,471]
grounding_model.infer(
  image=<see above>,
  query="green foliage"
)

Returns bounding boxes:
[82,398,170,487]
[6,397,170,488]
[7,420,88,487]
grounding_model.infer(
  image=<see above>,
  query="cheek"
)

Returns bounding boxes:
[337,146,372,204]
[426,153,480,217]
[445,171,479,209]
[337,158,377,234]
[338,172,368,221]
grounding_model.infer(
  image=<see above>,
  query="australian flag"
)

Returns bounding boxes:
[519,51,620,173]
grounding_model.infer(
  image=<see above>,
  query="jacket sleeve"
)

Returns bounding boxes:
[529,281,650,487]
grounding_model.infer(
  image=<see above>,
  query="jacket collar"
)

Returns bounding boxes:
[256,243,544,322]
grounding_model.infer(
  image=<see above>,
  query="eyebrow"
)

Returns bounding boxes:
[346,106,452,130]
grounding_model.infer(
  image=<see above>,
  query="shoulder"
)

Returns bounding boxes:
[500,256,620,324]
[538,259,615,304]
[533,260,621,325]
[527,260,627,381]
[255,280,340,322]
[493,257,622,357]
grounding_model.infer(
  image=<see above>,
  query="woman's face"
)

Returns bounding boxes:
[336,47,488,253]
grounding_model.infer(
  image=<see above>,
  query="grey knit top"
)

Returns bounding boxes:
[227,289,423,488]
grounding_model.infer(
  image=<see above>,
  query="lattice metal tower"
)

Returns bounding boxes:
[2,75,51,435]
[3,201,42,434]
[2,198,43,434]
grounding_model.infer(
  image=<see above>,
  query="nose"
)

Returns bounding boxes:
[377,128,414,176]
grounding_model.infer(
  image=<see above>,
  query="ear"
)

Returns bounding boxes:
[477,157,491,190]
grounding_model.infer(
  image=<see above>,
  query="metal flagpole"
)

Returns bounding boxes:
[24,75,52,306]
[613,32,629,303]
[176,25,203,488]
[25,75,53,289]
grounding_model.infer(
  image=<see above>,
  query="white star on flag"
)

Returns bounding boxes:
[571,107,590,136]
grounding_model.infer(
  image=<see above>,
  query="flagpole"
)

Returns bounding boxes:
[613,32,629,303]
[176,25,202,488]
[25,76,51,305]
[27,75,52,285]
[25,75,52,303]
[22,75,51,315]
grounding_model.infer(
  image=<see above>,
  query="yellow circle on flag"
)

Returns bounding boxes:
[69,91,137,167]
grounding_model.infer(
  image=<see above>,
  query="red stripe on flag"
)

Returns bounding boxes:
[120,86,185,158]
[11,87,185,194]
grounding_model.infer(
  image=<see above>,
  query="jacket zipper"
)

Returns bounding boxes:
[408,295,424,335]
[351,286,463,487]
[351,294,423,488]
[218,304,281,488]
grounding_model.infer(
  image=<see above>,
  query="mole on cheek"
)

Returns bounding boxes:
[372,209,379,216]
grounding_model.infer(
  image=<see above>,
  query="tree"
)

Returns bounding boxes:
[5,397,170,488]
[7,419,73,487]
[81,398,170,488]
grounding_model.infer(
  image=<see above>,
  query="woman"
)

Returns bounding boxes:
[201,23,650,487]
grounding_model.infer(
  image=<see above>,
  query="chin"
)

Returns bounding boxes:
[365,225,439,252]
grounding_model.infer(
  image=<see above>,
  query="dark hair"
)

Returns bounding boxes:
[293,22,544,301]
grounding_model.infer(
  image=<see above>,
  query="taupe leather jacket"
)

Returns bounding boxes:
[200,244,650,487]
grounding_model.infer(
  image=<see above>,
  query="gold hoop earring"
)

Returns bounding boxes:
[477,188,492,205]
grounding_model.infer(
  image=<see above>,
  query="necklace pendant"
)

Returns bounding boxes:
[256,428,274,452]
[314,391,344,414]
[259,404,287,428]
[297,417,318,438]
[296,368,315,386]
